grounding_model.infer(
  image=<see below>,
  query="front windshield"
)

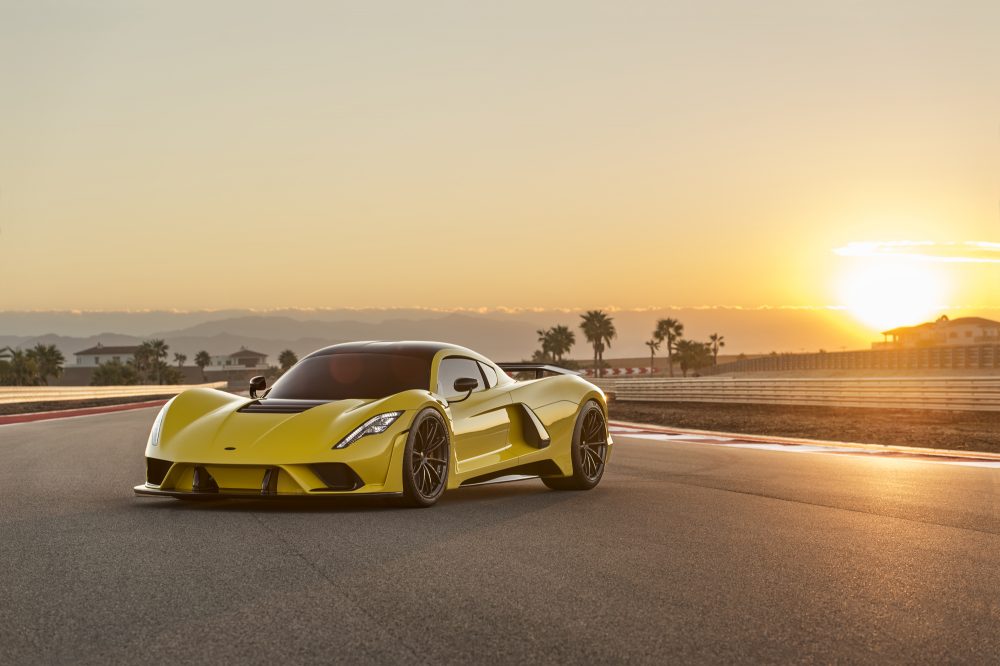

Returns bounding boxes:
[266,353,431,400]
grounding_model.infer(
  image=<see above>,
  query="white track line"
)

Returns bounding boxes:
[610,426,1000,469]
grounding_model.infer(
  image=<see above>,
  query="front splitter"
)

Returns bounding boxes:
[133,484,401,500]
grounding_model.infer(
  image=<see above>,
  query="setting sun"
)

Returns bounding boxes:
[836,260,950,332]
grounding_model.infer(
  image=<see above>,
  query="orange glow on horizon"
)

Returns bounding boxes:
[835,259,950,332]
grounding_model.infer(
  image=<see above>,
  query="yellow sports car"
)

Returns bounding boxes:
[134,341,612,507]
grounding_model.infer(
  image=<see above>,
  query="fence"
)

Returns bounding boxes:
[593,376,1000,411]
[0,382,228,405]
[704,344,1000,375]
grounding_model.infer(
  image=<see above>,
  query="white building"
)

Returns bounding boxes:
[73,343,141,367]
[206,347,269,371]
[874,315,1000,349]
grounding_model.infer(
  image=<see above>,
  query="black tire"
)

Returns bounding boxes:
[400,408,450,508]
[542,400,608,491]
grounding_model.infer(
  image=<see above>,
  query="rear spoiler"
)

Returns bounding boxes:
[497,363,583,379]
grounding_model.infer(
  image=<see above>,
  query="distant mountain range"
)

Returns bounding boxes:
[0,312,539,364]
[3,307,997,364]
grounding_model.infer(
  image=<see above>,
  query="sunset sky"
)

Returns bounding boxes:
[2,1,998,335]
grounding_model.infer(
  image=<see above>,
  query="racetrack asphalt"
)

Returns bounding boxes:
[1,408,998,664]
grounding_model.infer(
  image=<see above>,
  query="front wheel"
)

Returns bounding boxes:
[400,408,450,507]
[542,400,608,491]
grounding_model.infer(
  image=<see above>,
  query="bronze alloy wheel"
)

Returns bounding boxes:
[542,400,608,491]
[577,407,609,482]
[401,409,450,507]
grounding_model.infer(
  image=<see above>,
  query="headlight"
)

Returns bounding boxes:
[333,411,403,449]
[148,400,173,447]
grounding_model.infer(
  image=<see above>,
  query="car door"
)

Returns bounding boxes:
[436,356,513,474]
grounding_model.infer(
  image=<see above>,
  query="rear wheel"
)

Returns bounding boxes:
[542,400,608,491]
[400,409,450,507]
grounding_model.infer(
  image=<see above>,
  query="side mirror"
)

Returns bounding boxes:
[450,377,480,402]
[249,375,266,399]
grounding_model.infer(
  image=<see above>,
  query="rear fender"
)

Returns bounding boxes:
[509,383,609,476]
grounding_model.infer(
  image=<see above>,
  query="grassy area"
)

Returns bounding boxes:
[610,401,1000,455]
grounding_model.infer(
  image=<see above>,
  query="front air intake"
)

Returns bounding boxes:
[310,463,364,491]
[145,457,172,486]
[192,466,219,492]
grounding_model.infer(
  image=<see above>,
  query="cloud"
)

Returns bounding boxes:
[833,241,1000,264]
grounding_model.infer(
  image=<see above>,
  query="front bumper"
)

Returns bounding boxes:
[136,436,410,499]
[139,423,412,498]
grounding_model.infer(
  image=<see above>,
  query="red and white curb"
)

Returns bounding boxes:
[609,421,1000,469]
[0,400,168,426]
[582,367,659,377]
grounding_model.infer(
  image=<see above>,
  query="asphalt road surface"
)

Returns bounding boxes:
[2,408,998,664]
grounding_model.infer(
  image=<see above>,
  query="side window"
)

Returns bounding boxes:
[436,357,485,398]
[478,362,498,388]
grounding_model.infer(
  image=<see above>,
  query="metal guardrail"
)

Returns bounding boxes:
[0,382,228,405]
[592,376,1000,412]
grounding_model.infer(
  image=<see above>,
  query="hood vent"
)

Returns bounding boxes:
[237,399,328,414]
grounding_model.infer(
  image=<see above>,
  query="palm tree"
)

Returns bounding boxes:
[6,350,40,386]
[536,329,553,362]
[133,343,154,384]
[655,318,684,377]
[675,340,712,377]
[174,352,187,368]
[644,338,660,373]
[548,325,575,363]
[278,349,298,372]
[136,339,170,384]
[708,333,725,365]
[537,325,576,364]
[26,344,64,385]
[132,344,150,382]
[579,310,616,378]
[148,339,169,363]
[194,350,211,381]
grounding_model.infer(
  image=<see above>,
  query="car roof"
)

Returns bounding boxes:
[303,341,483,361]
